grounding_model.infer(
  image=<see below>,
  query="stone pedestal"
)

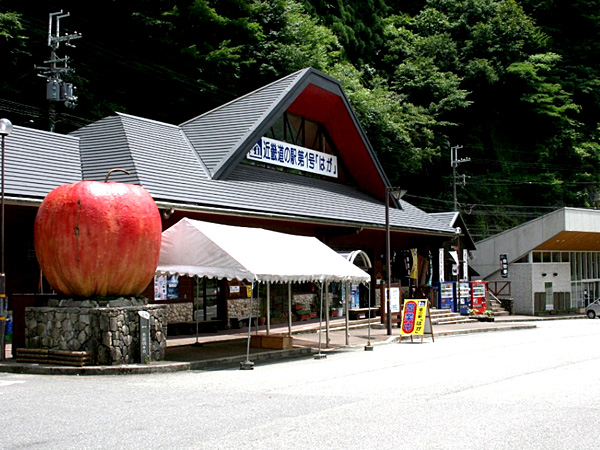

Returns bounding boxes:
[24,297,167,365]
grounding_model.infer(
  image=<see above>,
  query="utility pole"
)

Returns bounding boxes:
[450,145,469,211]
[36,11,82,132]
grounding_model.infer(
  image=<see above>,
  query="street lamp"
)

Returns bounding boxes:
[0,118,12,362]
[385,186,406,335]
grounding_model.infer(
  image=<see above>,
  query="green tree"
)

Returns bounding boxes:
[373,0,596,238]
[302,0,391,66]
[329,62,439,176]
[0,11,30,98]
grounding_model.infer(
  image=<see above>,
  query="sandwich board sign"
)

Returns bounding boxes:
[400,299,434,343]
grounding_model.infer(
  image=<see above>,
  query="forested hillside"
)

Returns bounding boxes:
[1,0,599,240]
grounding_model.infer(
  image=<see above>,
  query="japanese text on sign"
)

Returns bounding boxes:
[247,137,338,178]
[401,299,428,335]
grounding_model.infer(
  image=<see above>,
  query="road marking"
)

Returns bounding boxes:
[0,380,26,387]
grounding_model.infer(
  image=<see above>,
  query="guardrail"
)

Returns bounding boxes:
[489,281,511,297]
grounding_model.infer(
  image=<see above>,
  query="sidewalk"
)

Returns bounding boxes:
[0,313,585,375]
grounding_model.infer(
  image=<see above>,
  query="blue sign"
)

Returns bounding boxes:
[166,275,179,300]
[247,137,338,178]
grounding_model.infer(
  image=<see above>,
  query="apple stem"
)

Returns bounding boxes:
[104,168,131,183]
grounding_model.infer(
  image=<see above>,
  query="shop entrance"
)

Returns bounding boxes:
[194,278,219,322]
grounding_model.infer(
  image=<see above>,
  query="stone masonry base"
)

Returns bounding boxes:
[24,297,167,365]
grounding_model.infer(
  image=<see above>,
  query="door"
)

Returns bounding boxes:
[544,282,553,311]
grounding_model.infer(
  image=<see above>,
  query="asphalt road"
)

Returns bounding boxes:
[1,319,598,449]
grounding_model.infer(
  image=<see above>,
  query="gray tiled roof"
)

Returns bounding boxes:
[430,212,459,227]
[152,164,453,234]
[181,69,307,178]
[71,113,451,233]
[71,113,210,199]
[3,125,81,198]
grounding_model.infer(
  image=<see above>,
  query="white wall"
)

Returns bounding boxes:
[531,263,570,294]
[487,262,570,315]
[510,263,534,315]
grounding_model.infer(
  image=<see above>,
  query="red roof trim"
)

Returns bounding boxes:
[286,83,385,199]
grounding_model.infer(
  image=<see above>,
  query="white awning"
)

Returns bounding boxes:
[156,218,371,285]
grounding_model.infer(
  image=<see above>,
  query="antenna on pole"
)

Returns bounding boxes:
[451,145,469,211]
[36,11,82,132]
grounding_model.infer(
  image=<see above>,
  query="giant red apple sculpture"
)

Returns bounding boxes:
[34,169,162,297]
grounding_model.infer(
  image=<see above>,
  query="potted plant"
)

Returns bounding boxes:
[297,309,311,321]
[258,298,267,326]
[469,308,495,321]
[330,297,344,318]
[482,309,495,321]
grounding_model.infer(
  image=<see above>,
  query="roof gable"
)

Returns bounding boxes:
[181,69,305,177]
[430,211,476,250]
[180,68,389,199]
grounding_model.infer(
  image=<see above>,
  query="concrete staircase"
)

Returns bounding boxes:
[325,300,510,330]
[429,308,477,325]
[488,297,510,317]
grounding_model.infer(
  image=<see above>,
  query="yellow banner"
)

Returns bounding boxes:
[409,248,418,279]
[400,299,428,335]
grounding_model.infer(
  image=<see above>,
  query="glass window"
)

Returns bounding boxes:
[562,252,570,263]
[584,252,590,279]
[571,254,577,281]
[543,252,551,263]
[533,252,542,263]
[514,254,529,263]
[552,252,560,263]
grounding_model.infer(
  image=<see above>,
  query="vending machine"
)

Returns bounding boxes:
[350,284,360,310]
[436,281,456,311]
[470,280,487,314]
[458,282,471,315]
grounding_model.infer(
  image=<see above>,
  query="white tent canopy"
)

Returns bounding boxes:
[156,218,371,284]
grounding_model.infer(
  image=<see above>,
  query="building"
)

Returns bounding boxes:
[4,68,464,336]
[471,207,600,315]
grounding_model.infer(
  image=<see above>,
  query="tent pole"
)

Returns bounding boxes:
[345,281,349,346]
[365,282,373,351]
[266,282,270,336]
[314,282,326,359]
[193,276,201,347]
[254,284,259,334]
[325,282,330,348]
[202,278,207,321]
[288,283,292,337]
[241,280,255,370]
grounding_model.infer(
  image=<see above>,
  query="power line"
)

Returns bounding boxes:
[465,176,598,187]
[0,98,93,129]
[405,192,559,214]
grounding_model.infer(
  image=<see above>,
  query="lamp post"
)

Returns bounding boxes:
[385,187,405,336]
[0,118,12,362]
